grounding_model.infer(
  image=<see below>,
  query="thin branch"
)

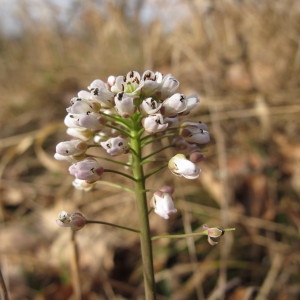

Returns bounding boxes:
[89,154,131,167]
[142,145,174,162]
[86,220,140,233]
[103,169,136,181]
[144,163,168,180]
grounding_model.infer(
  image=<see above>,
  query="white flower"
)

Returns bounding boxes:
[159,74,180,99]
[142,113,168,133]
[168,154,201,179]
[150,186,177,219]
[140,70,163,96]
[180,95,199,115]
[139,97,162,115]
[88,79,115,108]
[114,92,136,117]
[111,71,143,96]
[162,93,187,116]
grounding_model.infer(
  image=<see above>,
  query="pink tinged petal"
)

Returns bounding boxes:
[114,92,136,117]
[100,136,129,156]
[56,140,88,156]
[142,114,168,133]
[77,112,105,130]
[158,185,174,194]
[162,93,187,116]
[150,190,177,219]
[139,97,162,115]
[168,154,201,179]
[107,75,116,87]
[69,158,104,182]
[189,151,205,163]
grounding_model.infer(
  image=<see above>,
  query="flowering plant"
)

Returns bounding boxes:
[55,70,233,299]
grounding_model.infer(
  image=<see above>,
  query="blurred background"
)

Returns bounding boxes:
[1,0,300,299]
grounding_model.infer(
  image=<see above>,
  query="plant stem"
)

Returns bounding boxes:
[86,220,140,233]
[130,123,156,300]
[71,231,82,300]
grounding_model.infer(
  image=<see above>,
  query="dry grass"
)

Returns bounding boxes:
[1,0,300,299]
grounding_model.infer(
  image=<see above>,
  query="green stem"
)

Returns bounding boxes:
[144,163,168,180]
[151,228,236,240]
[86,220,140,233]
[142,144,174,161]
[103,169,136,181]
[130,123,156,300]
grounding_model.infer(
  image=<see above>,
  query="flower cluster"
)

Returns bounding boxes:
[55,70,210,217]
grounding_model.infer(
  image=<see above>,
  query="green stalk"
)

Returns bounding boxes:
[130,119,156,300]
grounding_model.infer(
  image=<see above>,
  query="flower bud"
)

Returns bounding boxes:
[168,154,201,179]
[150,186,177,219]
[100,136,129,156]
[77,112,105,130]
[56,140,88,157]
[56,211,87,231]
[180,121,210,144]
[69,158,104,182]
